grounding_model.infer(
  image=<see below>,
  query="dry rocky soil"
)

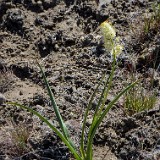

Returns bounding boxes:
[0,0,160,160]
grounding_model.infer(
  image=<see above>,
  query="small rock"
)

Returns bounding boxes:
[19,90,23,95]
[0,93,6,105]
[86,117,93,126]
[3,9,24,32]
[37,1,42,6]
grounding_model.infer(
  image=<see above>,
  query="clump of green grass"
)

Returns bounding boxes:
[143,15,153,34]
[0,121,31,158]
[11,123,30,154]
[124,83,157,116]
[151,2,160,29]
[130,2,160,43]
[143,2,160,34]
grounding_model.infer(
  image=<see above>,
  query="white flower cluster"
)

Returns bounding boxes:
[100,21,123,57]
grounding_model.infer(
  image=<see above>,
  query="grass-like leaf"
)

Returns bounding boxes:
[37,63,70,140]
[8,102,81,160]
[80,74,105,158]
[85,81,137,159]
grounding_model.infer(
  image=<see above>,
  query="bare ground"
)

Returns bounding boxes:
[0,0,160,159]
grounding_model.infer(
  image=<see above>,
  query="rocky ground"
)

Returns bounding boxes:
[0,0,160,160]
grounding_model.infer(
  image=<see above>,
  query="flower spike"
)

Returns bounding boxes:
[100,20,123,57]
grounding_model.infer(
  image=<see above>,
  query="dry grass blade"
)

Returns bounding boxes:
[0,67,15,93]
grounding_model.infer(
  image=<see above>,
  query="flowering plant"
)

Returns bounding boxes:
[9,20,136,160]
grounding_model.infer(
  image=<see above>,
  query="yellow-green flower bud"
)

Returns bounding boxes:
[100,21,116,51]
[111,44,123,56]
[100,20,116,39]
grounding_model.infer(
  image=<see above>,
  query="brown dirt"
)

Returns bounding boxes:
[0,0,160,160]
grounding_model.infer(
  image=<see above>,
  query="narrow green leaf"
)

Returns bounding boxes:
[97,55,116,118]
[37,63,71,142]
[85,81,137,159]
[86,57,116,160]
[93,74,109,120]
[8,102,81,160]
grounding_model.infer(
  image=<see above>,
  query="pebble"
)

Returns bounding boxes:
[0,93,6,105]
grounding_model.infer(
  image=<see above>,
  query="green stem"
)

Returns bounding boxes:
[80,75,105,158]
[85,81,137,160]
[97,54,116,117]
[38,63,70,141]
[85,54,116,160]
